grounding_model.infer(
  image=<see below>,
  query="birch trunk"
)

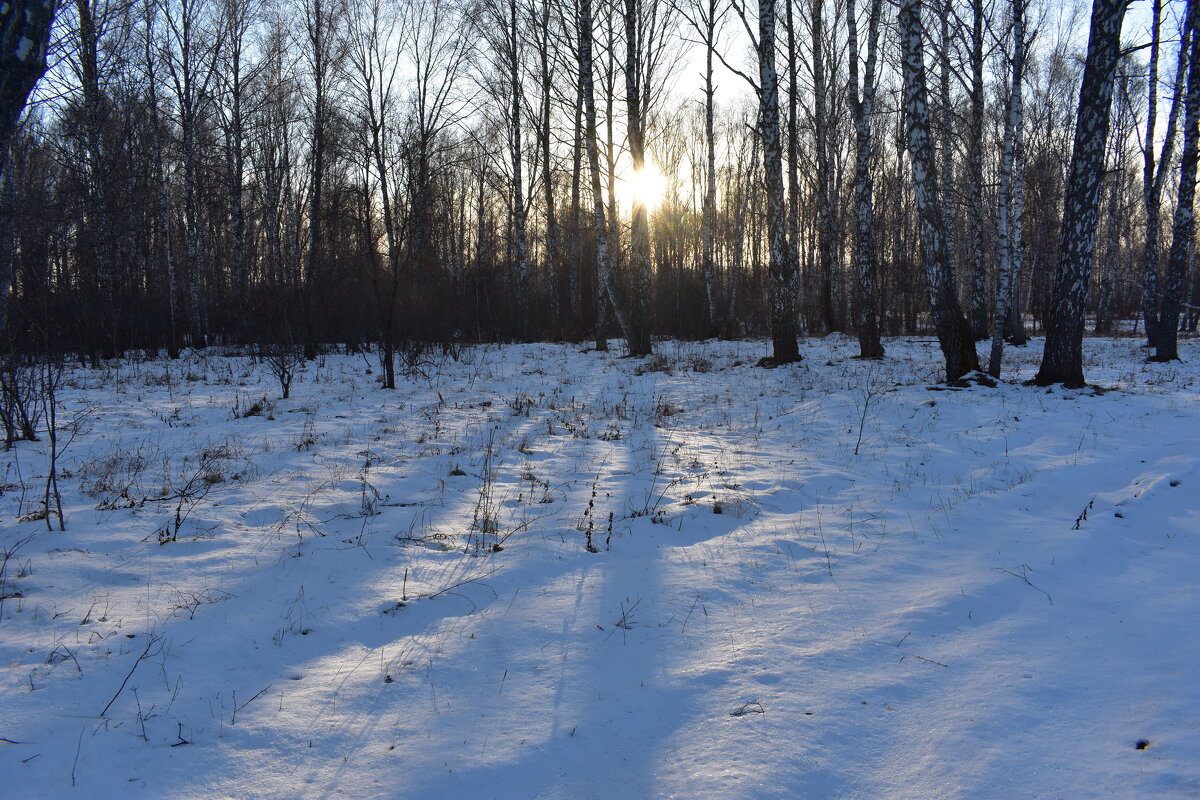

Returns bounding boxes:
[813,0,839,333]
[143,4,180,358]
[508,0,531,339]
[1034,0,1127,387]
[899,0,978,382]
[987,0,1025,377]
[580,0,631,351]
[569,77,584,337]
[75,0,119,356]
[1142,3,1188,348]
[1153,0,1200,361]
[702,0,718,336]
[937,0,957,318]
[622,0,654,356]
[967,0,988,339]
[847,0,884,358]
[758,0,800,363]
[537,0,561,340]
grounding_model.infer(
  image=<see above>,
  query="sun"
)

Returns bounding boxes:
[615,159,668,213]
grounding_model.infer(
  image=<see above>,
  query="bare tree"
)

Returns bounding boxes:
[673,0,727,336]
[847,0,884,358]
[987,0,1025,377]
[965,0,989,340]
[1152,0,1200,362]
[302,0,345,351]
[1034,0,1127,387]
[1141,0,1188,350]
[140,0,180,357]
[477,0,533,338]
[159,0,223,348]
[899,0,978,382]
[400,0,471,287]
[812,0,840,333]
[731,0,800,363]
[215,0,256,339]
[346,0,405,384]
[531,0,563,339]
[620,0,676,356]
[579,0,627,351]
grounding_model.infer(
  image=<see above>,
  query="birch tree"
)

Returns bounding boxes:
[347,0,404,385]
[215,0,255,339]
[847,0,883,358]
[1141,0,1188,349]
[899,0,978,382]
[141,0,180,357]
[965,0,988,339]
[70,0,122,356]
[673,0,726,336]
[531,0,562,339]
[813,0,839,333]
[987,0,1025,378]
[478,0,533,338]
[160,0,222,348]
[579,0,629,351]
[621,0,676,356]
[1152,0,1200,362]
[1034,0,1127,387]
[743,0,800,363]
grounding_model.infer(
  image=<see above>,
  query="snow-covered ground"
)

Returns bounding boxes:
[0,335,1197,799]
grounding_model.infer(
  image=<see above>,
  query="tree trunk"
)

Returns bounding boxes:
[899,0,979,382]
[937,0,958,327]
[1006,140,1027,345]
[75,0,119,357]
[538,0,561,341]
[580,0,629,351]
[305,0,334,356]
[988,0,1025,377]
[701,0,718,337]
[1034,0,1127,387]
[847,0,884,359]
[569,77,584,338]
[785,0,802,330]
[1142,2,1189,348]
[967,0,988,339]
[143,4,179,358]
[813,0,839,333]
[757,0,800,363]
[622,0,654,356]
[508,0,531,340]
[1152,0,1200,361]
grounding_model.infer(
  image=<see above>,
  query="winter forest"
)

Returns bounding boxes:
[0,0,1192,378]
[0,0,1198,797]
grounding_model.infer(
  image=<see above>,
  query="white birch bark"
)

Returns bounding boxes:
[847,0,884,358]
[1034,0,1127,386]
[899,0,979,382]
[987,0,1025,378]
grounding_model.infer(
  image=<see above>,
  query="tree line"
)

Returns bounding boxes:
[0,0,1197,387]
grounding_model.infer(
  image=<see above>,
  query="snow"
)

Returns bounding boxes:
[1,335,1197,799]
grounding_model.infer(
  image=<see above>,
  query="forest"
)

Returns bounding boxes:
[0,1,1199,798]
[0,0,1196,386]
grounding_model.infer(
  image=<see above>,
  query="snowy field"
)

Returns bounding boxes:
[0,335,1197,799]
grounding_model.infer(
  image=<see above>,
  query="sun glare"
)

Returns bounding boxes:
[616,160,668,213]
